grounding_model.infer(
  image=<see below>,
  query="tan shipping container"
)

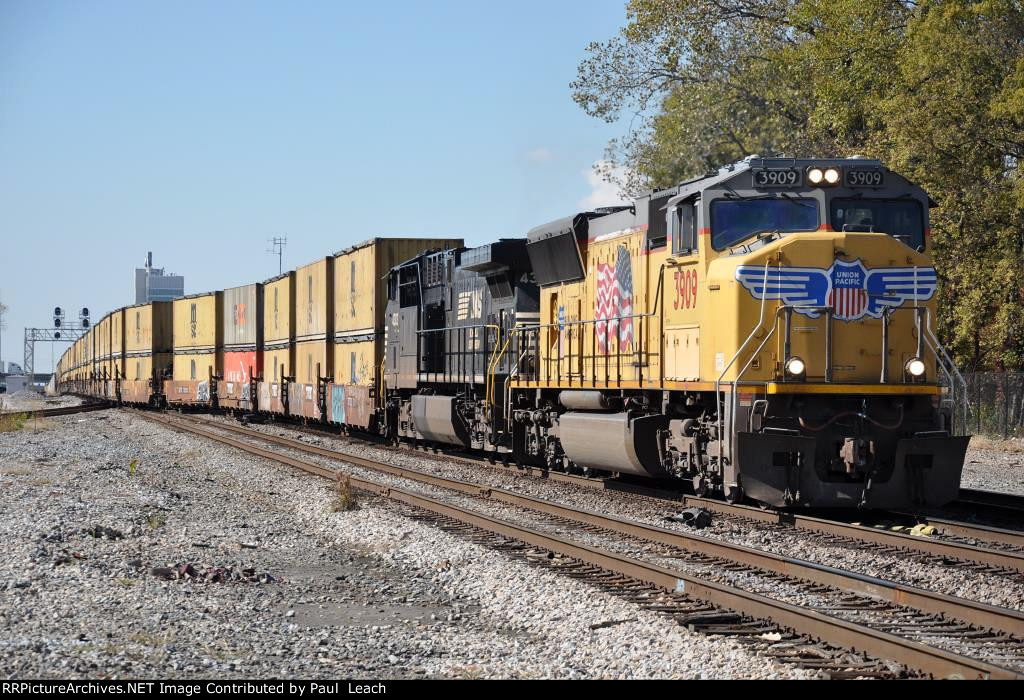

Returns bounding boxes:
[294,257,334,342]
[122,301,173,404]
[327,237,462,429]
[285,257,333,418]
[110,307,125,383]
[168,292,222,404]
[259,272,295,415]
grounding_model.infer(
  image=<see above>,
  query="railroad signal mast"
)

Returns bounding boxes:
[23,306,90,388]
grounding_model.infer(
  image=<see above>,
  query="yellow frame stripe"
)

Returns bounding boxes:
[510,380,941,395]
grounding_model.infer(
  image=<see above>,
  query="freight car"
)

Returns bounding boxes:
[508,156,969,508]
[218,283,263,412]
[166,291,222,407]
[257,271,295,416]
[121,302,173,406]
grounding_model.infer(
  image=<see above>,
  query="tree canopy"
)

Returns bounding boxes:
[573,0,1024,371]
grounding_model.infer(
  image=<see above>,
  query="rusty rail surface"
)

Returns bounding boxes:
[0,402,109,419]
[136,410,1024,680]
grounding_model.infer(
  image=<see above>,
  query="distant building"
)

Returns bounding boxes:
[135,252,184,304]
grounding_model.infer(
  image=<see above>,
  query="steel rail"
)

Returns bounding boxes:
[137,410,1023,680]
[0,402,109,419]
[167,407,1024,572]
[153,412,1024,640]
[956,488,1024,516]
[673,495,1024,574]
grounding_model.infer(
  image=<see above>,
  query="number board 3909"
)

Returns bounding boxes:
[751,168,802,188]
[844,168,885,187]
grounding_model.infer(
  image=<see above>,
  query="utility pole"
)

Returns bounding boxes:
[267,236,287,275]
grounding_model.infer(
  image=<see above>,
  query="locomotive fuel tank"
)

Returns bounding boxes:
[555,411,670,477]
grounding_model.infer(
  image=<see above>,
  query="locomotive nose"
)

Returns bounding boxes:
[724,230,936,384]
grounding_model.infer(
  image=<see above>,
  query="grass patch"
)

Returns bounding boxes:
[969,435,1024,454]
[116,578,138,587]
[146,512,167,529]
[330,473,359,512]
[0,412,29,433]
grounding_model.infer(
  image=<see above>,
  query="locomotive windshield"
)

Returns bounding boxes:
[710,198,819,250]
[830,198,924,249]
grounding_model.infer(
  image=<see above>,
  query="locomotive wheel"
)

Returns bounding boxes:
[725,485,744,504]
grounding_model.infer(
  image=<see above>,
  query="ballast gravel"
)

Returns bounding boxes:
[0,410,815,679]
[211,415,1024,612]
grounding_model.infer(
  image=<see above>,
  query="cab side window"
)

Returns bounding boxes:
[671,202,698,255]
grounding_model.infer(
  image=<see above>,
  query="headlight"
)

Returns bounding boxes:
[905,357,926,378]
[785,356,806,378]
[824,167,841,184]
[807,167,824,184]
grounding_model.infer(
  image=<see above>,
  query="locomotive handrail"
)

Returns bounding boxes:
[415,323,501,385]
[715,261,772,474]
[722,301,960,493]
[514,311,656,386]
[922,314,969,434]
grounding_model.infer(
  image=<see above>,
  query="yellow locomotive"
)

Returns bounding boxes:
[511,156,969,509]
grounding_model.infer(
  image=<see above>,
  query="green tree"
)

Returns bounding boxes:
[574,0,1024,370]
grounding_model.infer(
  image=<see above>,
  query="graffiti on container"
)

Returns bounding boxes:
[197,381,210,402]
[331,386,346,423]
[305,385,314,401]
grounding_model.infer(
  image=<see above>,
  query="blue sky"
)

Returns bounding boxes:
[0,0,631,372]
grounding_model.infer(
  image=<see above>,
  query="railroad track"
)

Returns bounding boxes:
[948,488,1024,523]
[0,402,109,419]
[135,409,1024,679]
[239,412,1024,569]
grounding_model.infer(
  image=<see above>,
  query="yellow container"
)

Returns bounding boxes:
[172,291,222,352]
[294,257,333,343]
[122,301,173,403]
[168,292,221,404]
[330,237,462,387]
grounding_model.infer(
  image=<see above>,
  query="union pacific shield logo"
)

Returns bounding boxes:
[735,259,937,322]
[828,259,868,321]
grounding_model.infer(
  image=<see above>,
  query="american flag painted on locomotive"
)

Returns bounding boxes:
[735,258,936,321]
[595,245,634,353]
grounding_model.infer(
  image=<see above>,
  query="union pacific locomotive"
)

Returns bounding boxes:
[58,157,970,509]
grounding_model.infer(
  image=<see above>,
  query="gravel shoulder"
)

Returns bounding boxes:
[1,391,84,413]
[209,415,1024,611]
[961,439,1024,496]
[0,409,811,679]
